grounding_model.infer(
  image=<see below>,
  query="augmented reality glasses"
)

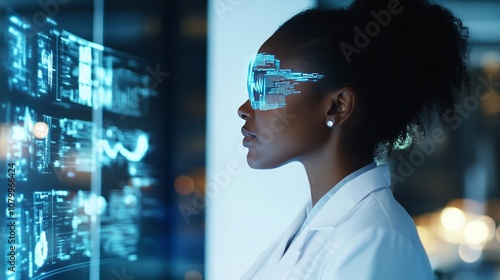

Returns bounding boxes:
[247,53,324,111]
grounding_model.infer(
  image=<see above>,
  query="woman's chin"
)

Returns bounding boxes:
[247,160,270,170]
[246,152,284,170]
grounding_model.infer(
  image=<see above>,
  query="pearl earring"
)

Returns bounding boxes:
[326,119,335,128]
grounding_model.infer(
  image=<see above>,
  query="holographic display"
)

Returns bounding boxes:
[1,10,163,280]
[247,52,324,111]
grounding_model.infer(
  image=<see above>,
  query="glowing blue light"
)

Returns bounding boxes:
[98,134,149,162]
[123,194,137,206]
[11,126,26,140]
[34,231,48,268]
[83,194,107,216]
[129,165,137,176]
[9,16,19,24]
[247,53,324,111]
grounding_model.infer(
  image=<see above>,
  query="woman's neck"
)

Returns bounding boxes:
[300,138,374,207]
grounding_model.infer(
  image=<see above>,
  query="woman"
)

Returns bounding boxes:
[237,0,469,279]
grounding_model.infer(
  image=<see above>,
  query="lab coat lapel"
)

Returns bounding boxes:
[272,165,391,277]
[271,225,312,278]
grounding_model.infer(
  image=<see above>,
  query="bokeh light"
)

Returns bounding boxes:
[175,175,195,195]
[458,243,482,263]
[440,207,466,231]
[33,122,49,139]
[464,219,491,246]
[185,270,203,280]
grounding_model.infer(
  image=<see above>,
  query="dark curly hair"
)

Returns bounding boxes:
[261,0,470,160]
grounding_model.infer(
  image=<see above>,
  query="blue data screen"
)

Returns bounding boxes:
[1,10,165,280]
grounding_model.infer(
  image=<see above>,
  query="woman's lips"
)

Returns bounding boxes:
[241,127,257,147]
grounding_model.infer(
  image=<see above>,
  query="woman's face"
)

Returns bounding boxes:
[238,54,330,169]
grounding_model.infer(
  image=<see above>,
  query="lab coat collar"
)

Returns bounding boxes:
[273,164,391,274]
[305,164,391,231]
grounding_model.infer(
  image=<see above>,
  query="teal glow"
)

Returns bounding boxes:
[247,53,324,110]
[393,132,413,150]
[98,134,149,162]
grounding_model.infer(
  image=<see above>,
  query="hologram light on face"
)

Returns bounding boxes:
[247,53,324,111]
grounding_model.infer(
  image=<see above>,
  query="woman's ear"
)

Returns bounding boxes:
[324,87,357,126]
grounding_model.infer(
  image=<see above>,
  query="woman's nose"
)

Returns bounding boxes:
[238,100,253,120]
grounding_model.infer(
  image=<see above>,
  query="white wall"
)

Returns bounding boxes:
[206,1,315,279]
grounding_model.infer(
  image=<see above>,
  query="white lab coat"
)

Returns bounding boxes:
[241,165,434,280]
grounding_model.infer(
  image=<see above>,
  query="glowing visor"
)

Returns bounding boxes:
[247,53,324,111]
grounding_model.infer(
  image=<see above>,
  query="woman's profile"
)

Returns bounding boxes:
[237,0,469,279]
